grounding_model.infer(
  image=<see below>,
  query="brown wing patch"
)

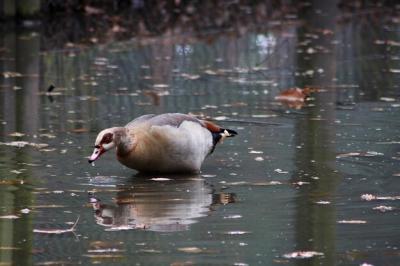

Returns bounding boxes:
[202,120,222,133]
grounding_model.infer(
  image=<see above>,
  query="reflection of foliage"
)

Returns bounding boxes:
[39,0,293,50]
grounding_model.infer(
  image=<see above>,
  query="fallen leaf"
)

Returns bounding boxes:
[0,215,19,219]
[337,220,367,224]
[150,178,171,181]
[361,194,400,201]
[180,73,201,80]
[82,254,124,259]
[372,205,394,212]
[70,128,89,133]
[0,141,48,148]
[379,97,396,102]
[315,201,331,205]
[389,69,400,73]
[178,247,203,254]
[275,87,319,109]
[283,251,324,259]
[2,71,22,78]
[336,151,383,158]
[204,69,218,75]
[8,132,25,137]
[224,231,251,235]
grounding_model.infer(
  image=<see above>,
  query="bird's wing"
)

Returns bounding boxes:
[125,114,156,128]
[146,113,202,127]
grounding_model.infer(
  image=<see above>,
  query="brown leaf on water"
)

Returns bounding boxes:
[70,128,89,133]
[143,90,161,106]
[275,87,319,109]
[0,179,25,185]
[89,241,124,250]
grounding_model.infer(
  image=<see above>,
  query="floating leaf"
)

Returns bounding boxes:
[275,87,319,109]
[153,84,169,88]
[337,220,367,224]
[274,169,289,174]
[0,215,19,219]
[336,151,383,159]
[178,247,203,254]
[361,194,400,201]
[283,251,324,259]
[389,69,400,73]
[373,205,394,212]
[8,132,25,137]
[0,141,48,149]
[70,128,89,133]
[0,247,20,250]
[88,248,125,253]
[315,201,331,205]
[249,150,263,154]
[82,254,124,259]
[379,97,396,102]
[224,231,251,235]
[223,215,242,219]
[150,178,171,181]
[2,71,22,78]
[204,69,218,75]
[20,208,31,214]
[180,73,201,80]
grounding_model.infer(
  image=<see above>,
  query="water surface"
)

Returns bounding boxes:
[0,2,399,266]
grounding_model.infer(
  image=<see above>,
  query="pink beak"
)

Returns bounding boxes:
[88,147,105,163]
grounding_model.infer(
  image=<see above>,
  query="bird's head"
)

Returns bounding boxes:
[88,129,116,163]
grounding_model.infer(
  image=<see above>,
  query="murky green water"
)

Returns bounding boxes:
[1,3,399,266]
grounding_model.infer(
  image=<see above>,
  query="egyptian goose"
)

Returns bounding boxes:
[88,113,237,173]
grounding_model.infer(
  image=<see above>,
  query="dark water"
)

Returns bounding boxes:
[0,2,400,266]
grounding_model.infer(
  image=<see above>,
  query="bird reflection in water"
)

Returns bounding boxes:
[88,175,236,232]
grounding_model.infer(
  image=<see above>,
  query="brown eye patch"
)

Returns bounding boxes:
[100,133,113,144]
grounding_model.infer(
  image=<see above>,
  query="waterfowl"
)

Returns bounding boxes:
[88,113,237,173]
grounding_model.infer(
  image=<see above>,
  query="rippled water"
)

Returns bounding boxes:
[0,3,399,266]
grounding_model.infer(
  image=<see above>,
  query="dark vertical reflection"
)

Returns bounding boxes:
[0,25,40,266]
[292,1,341,265]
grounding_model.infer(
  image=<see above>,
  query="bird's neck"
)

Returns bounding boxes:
[111,127,134,156]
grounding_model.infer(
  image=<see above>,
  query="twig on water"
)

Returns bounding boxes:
[33,216,80,235]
